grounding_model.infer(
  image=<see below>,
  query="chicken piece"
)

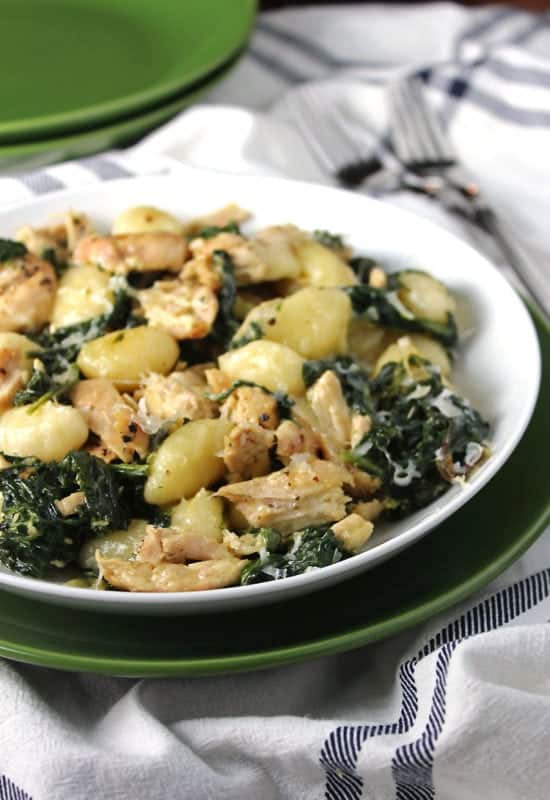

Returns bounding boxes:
[353,499,385,523]
[217,456,350,534]
[223,423,275,482]
[55,491,86,517]
[137,525,229,564]
[223,530,269,557]
[221,386,279,430]
[345,466,382,499]
[275,419,323,463]
[307,370,351,455]
[138,278,218,340]
[141,369,217,425]
[71,379,149,463]
[331,513,374,553]
[180,255,222,291]
[350,413,372,448]
[189,232,266,286]
[98,554,246,592]
[73,232,187,273]
[0,347,31,411]
[205,367,232,394]
[17,212,93,264]
[184,204,251,236]
[0,254,56,332]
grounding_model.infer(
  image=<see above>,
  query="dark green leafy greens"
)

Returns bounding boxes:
[211,250,239,346]
[313,230,345,251]
[0,238,27,262]
[196,221,240,239]
[230,320,263,350]
[348,255,379,284]
[348,357,489,516]
[303,356,372,414]
[240,526,345,585]
[345,283,458,347]
[0,452,153,577]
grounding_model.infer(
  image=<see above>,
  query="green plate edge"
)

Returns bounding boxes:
[0,0,257,142]
[0,53,241,173]
[0,303,547,678]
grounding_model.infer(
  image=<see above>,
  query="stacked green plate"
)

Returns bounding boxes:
[0,0,256,170]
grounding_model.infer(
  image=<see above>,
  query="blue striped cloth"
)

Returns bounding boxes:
[0,5,549,799]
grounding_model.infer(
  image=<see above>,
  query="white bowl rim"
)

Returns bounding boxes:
[0,169,541,611]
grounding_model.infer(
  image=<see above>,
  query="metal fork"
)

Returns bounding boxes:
[388,76,550,316]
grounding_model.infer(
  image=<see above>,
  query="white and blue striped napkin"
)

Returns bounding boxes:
[0,5,549,800]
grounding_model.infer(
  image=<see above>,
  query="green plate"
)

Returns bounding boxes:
[0,0,256,143]
[0,55,238,173]
[0,305,547,677]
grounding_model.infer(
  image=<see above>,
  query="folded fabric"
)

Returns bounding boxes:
[0,5,548,800]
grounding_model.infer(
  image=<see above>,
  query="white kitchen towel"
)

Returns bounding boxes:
[0,4,548,800]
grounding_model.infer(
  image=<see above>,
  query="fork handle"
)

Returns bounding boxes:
[473,205,550,319]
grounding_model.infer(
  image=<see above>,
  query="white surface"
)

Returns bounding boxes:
[0,169,539,613]
[0,5,549,800]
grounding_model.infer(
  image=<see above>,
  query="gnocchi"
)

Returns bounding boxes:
[0,401,88,461]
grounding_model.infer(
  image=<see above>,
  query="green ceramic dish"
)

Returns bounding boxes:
[0,0,256,143]
[0,306,547,677]
[0,56,238,173]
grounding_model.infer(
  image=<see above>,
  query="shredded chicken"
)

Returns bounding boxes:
[368,266,388,289]
[137,525,228,564]
[0,347,30,411]
[180,255,222,291]
[221,386,279,430]
[331,513,374,553]
[223,530,268,557]
[0,254,56,332]
[345,467,382,499]
[141,369,217,424]
[216,456,350,534]
[73,232,187,273]
[307,370,351,455]
[138,278,218,339]
[71,379,149,463]
[98,554,246,592]
[184,204,251,236]
[275,419,322,463]
[350,413,372,448]
[223,423,275,482]
[189,232,266,285]
[205,367,232,394]
[16,212,93,264]
[353,499,385,523]
[55,491,86,518]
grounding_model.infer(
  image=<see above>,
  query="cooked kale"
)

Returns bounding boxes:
[348,255,379,284]
[230,321,263,350]
[0,238,27,262]
[13,363,79,408]
[303,356,372,414]
[313,230,345,250]
[345,284,458,347]
[240,526,345,585]
[206,379,294,419]
[348,358,490,516]
[30,289,135,376]
[196,221,241,239]
[211,250,239,346]
[0,452,152,577]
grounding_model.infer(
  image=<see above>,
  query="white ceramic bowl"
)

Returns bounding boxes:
[0,169,540,614]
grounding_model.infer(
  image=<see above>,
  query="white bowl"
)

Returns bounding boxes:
[0,169,540,614]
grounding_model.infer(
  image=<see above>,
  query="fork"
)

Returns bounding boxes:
[387,76,550,317]
[288,84,428,192]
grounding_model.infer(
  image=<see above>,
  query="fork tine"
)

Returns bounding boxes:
[407,78,456,164]
[291,87,358,173]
